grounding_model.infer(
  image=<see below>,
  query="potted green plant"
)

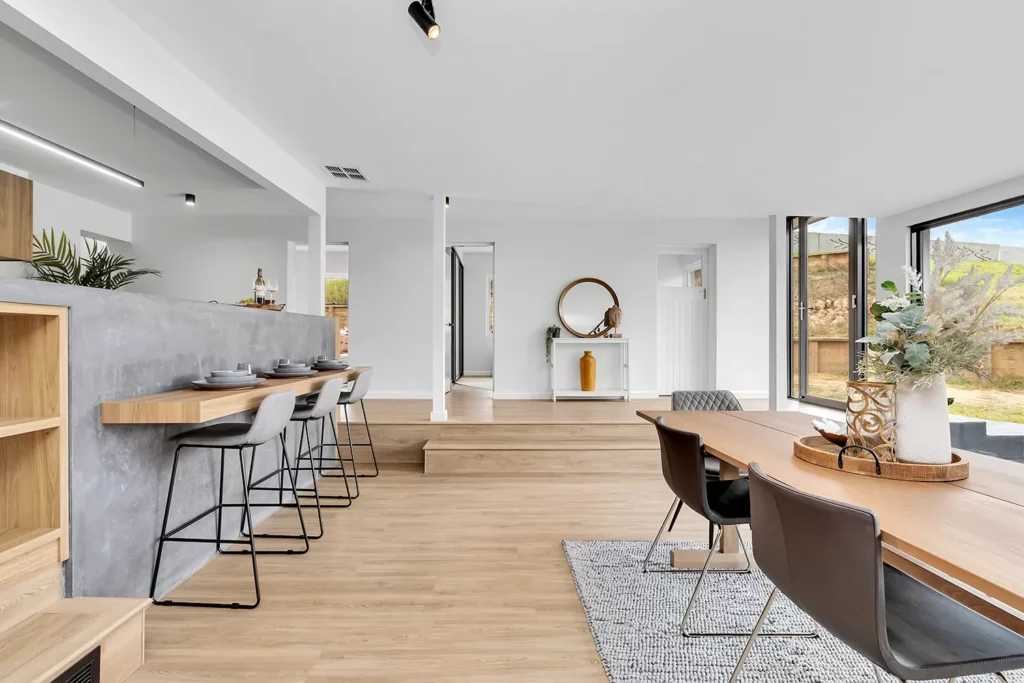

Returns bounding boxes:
[29,228,160,289]
[857,233,1024,463]
[545,324,561,362]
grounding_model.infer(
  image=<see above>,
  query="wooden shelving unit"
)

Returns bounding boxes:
[0,301,148,683]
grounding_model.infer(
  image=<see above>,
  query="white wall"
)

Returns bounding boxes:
[125,215,305,304]
[0,174,132,278]
[326,217,433,398]
[447,216,767,399]
[460,251,494,376]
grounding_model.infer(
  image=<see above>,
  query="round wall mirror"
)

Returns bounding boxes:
[558,278,619,338]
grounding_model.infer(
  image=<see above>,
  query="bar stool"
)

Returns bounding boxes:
[149,390,305,609]
[246,378,354,539]
[305,369,379,497]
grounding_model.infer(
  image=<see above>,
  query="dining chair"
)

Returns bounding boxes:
[650,418,816,640]
[729,463,1024,682]
[306,369,379,496]
[150,390,302,609]
[642,390,746,572]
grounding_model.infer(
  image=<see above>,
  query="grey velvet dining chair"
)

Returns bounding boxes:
[642,389,746,572]
[729,463,1024,682]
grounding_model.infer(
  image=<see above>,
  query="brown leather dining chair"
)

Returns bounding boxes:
[642,390,746,572]
[648,418,816,640]
[730,463,1024,683]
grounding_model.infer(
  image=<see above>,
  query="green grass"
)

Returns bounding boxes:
[944,259,1024,337]
[325,278,348,305]
[949,403,1024,424]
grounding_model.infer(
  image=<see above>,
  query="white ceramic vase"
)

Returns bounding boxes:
[895,375,952,464]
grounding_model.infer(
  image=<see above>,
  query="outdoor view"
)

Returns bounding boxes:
[795,207,1024,425]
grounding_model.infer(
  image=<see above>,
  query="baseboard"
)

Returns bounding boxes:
[365,390,433,399]
[730,390,769,399]
[630,391,660,399]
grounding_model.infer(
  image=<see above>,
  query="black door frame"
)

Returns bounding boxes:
[449,248,465,386]
[787,216,868,410]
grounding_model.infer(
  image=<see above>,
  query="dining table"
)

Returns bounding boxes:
[639,409,1024,635]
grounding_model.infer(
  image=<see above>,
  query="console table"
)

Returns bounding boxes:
[550,337,630,401]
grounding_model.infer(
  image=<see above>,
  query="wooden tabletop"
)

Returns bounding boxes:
[638,409,1024,616]
[101,367,370,425]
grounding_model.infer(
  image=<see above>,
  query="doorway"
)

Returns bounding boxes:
[445,244,494,397]
[657,248,712,395]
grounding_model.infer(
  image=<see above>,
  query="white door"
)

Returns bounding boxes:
[657,281,709,395]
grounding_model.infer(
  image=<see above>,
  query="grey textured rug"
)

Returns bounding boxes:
[563,540,1021,683]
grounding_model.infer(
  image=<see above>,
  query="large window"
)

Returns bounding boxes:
[911,196,1024,427]
[788,217,874,408]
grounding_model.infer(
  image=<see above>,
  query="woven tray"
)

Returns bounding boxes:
[794,435,969,482]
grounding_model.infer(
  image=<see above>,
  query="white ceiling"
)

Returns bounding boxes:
[0,22,308,217]
[109,0,1024,219]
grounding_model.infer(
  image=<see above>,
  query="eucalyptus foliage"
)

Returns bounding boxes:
[858,232,1024,386]
[30,228,160,290]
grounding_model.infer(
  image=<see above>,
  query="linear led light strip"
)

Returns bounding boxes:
[0,117,144,188]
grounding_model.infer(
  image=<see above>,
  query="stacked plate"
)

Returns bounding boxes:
[264,359,317,379]
[192,369,266,391]
[313,356,350,371]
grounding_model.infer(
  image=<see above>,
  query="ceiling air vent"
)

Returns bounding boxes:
[325,165,368,181]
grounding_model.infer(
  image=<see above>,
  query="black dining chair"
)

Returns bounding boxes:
[730,463,1024,682]
[642,390,747,573]
[649,418,816,639]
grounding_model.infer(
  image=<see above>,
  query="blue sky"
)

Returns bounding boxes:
[811,208,1024,247]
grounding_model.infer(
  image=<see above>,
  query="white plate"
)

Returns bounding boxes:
[205,374,258,384]
[264,370,317,379]
[210,369,249,377]
[192,378,266,391]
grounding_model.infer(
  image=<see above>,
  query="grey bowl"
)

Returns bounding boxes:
[206,374,258,384]
[210,369,249,377]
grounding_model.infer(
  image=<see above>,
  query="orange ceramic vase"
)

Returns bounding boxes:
[580,351,597,391]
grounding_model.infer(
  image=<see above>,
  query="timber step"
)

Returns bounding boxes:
[0,597,149,683]
[423,438,660,475]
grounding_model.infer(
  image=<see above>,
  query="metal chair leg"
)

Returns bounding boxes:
[295,417,356,507]
[642,498,677,573]
[228,440,311,554]
[215,448,225,554]
[728,587,779,683]
[359,399,380,477]
[643,499,752,575]
[682,526,816,638]
[149,445,182,601]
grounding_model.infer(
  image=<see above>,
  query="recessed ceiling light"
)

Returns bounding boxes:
[184,193,196,207]
[408,1,440,39]
[0,117,144,188]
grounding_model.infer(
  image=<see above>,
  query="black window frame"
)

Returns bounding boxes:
[910,193,1024,273]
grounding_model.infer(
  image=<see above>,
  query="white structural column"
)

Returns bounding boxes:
[431,194,448,422]
[767,215,788,410]
[308,214,326,315]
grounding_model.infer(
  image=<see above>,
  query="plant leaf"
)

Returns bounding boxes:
[904,341,931,369]
[881,280,898,294]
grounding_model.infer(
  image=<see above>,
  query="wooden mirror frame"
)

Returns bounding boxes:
[557,278,620,338]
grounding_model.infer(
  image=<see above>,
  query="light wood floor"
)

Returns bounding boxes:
[130,467,711,682]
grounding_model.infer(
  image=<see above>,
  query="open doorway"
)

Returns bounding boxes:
[446,244,494,397]
[657,247,713,395]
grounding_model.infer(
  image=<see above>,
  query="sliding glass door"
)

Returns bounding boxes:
[788,217,871,408]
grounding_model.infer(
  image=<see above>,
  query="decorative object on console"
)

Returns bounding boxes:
[845,381,896,462]
[858,233,1024,465]
[558,277,620,338]
[580,350,596,391]
[30,228,161,289]
[604,304,623,338]
[545,324,561,362]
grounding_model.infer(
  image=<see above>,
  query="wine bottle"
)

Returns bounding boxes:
[254,268,266,305]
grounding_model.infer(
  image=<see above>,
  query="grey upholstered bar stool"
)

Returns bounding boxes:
[149,390,305,609]
[730,463,1024,683]
[247,378,353,538]
[306,369,379,497]
[643,389,746,572]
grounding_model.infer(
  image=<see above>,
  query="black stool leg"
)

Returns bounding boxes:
[238,447,261,608]
[332,414,359,498]
[298,416,355,507]
[216,448,225,554]
[232,439,311,554]
[293,424,326,534]
[150,445,183,602]
[359,400,379,477]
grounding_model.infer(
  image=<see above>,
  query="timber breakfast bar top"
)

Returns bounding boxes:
[100,366,370,424]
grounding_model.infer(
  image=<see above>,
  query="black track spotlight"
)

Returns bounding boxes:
[184,193,196,207]
[408,0,440,39]
[445,195,450,208]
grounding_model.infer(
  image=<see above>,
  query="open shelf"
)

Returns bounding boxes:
[0,528,61,565]
[0,416,61,440]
